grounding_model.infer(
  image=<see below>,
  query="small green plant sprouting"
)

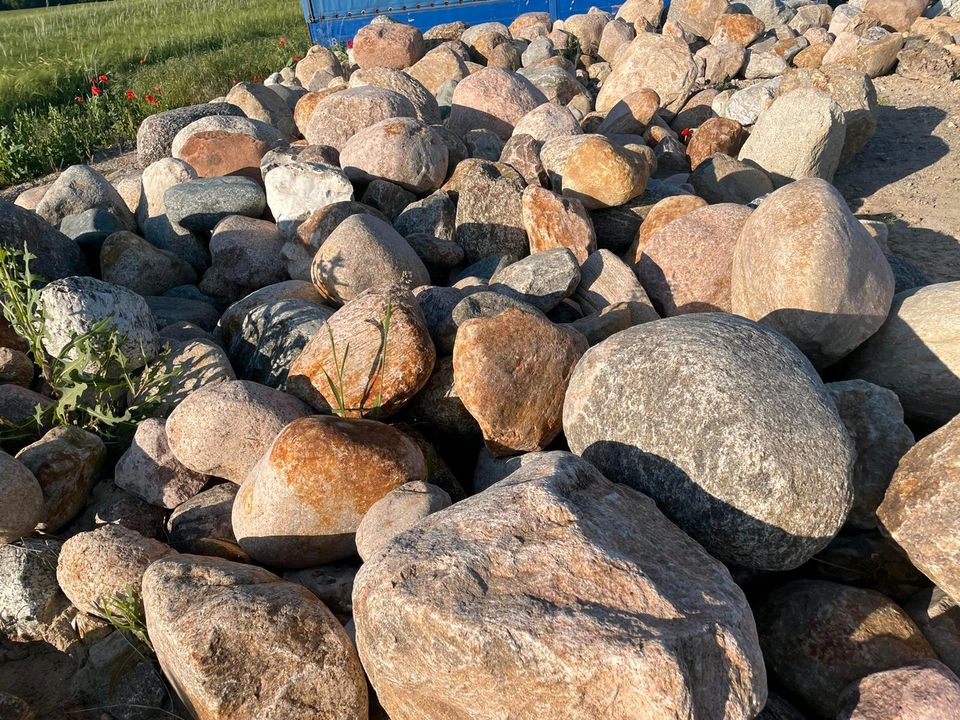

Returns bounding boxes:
[328,39,350,70]
[0,244,177,442]
[100,585,154,656]
[321,299,393,419]
[564,34,582,64]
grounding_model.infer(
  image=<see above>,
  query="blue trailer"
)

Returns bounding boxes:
[301,0,626,46]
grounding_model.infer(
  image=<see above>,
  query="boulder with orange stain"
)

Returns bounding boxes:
[232,414,426,567]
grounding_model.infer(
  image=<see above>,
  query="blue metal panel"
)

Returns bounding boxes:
[301,0,628,45]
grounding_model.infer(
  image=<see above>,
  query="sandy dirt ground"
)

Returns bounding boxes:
[835,75,960,284]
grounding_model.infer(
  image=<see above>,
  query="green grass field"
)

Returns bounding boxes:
[0,0,311,186]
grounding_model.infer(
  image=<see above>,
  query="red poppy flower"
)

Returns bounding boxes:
[139,58,146,65]
[91,86,102,96]
[279,37,286,46]
[145,93,159,105]
[231,79,237,86]
[293,54,301,62]
[346,40,353,48]
[125,89,136,100]
[98,74,109,83]
[75,96,84,104]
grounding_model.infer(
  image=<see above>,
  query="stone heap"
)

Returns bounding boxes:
[3,3,960,719]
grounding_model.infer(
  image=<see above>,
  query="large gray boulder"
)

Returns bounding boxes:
[353,452,767,720]
[738,88,846,187]
[0,200,87,280]
[563,313,855,571]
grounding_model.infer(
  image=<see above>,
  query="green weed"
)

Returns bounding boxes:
[0,243,178,442]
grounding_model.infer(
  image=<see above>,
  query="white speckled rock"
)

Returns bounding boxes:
[563,313,854,571]
[264,162,354,239]
[39,276,159,374]
[353,451,767,720]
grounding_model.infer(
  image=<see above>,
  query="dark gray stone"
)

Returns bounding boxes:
[164,177,266,233]
[361,179,418,222]
[886,251,930,293]
[145,296,220,332]
[414,285,466,355]
[451,290,543,329]
[0,199,87,281]
[826,380,915,529]
[563,312,855,571]
[690,153,775,205]
[394,190,456,241]
[228,299,333,388]
[166,483,242,559]
[489,247,581,312]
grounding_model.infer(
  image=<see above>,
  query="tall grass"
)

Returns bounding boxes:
[0,0,309,186]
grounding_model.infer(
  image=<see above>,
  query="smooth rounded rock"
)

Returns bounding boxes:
[826,380,915,529]
[114,418,209,509]
[540,134,649,210]
[287,287,435,418]
[165,177,266,233]
[56,524,176,617]
[311,214,430,305]
[564,313,855,570]
[448,68,548,140]
[731,178,894,369]
[233,415,427,567]
[304,87,417,151]
[596,34,698,113]
[354,21,426,69]
[165,379,311,483]
[340,118,448,194]
[837,659,960,720]
[455,308,587,456]
[100,231,197,297]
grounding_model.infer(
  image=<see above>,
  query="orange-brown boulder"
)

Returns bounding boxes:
[353,22,426,70]
[287,286,435,418]
[638,203,753,315]
[232,415,426,567]
[453,308,587,456]
[521,186,596,263]
[685,117,747,170]
[630,194,708,264]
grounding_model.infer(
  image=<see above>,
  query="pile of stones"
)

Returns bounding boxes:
[2,1,960,718]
